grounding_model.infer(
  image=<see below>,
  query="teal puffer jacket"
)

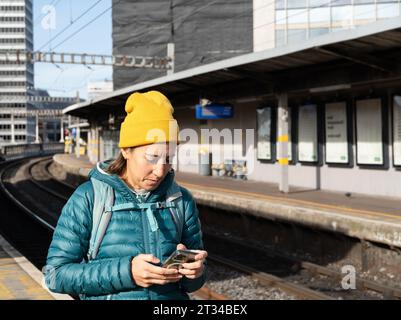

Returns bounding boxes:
[44,161,206,300]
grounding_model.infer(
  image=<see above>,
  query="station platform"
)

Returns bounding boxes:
[53,153,401,249]
[0,234,71,300]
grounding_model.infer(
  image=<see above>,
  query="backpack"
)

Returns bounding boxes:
[87,175,185,262]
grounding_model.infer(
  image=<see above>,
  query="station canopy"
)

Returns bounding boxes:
[64,17,401,119]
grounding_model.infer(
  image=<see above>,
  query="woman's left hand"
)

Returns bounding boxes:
[176,244,207,279]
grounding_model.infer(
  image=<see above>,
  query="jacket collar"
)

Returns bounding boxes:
[89,160,175,203]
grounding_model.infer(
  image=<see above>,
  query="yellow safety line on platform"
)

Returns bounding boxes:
[277,135,289,142]
[179,181,401,223]
[278,158,289,165]
[0,282,14,299]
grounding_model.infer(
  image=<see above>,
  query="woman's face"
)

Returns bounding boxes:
[121,143,175,191]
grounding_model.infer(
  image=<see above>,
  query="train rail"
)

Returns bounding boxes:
[2,156,401,300]
[205,230,401,300]
[0,158,56,269]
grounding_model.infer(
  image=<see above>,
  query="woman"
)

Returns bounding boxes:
[44,91,207,300]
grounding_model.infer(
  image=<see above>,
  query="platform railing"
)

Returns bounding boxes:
[0,142,64,161]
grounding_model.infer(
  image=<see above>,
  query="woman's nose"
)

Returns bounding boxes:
[153,160,168,177]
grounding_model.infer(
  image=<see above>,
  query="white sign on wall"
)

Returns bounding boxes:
[394,96,401,166]
[257,107,272,160]
[356,98,383,165]
[298,104,318,162]
[325,102,348,164]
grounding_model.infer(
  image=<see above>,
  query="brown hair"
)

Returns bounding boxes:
[106,149,130,176]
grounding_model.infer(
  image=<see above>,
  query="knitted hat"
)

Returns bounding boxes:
[119,91,179,148]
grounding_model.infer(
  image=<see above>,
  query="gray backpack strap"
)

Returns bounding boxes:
[166,181,185,241]
[88,177,114,261]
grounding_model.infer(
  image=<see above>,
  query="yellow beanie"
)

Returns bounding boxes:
[119,91,179,148]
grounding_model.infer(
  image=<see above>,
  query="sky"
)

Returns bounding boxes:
[33,0,113,100]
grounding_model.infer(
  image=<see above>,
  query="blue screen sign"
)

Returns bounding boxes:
[195,103,234,119]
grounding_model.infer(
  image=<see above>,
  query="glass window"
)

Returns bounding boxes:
[354,0,374,4]
[276,10,286,25]
[287,29,307,44]
[275,29,286,47]
[310,7,330,23]
[309,28,330,38]
[309,0,331,7]
[275,0,285,10]
[332,5,353,23]
[377,3,400,19]
[288,9,308,24]
[287,0,307,8]
[331,27,344,32]
[331,0,352,6]
[354,4,376,20]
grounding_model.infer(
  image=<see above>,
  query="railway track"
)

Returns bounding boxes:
[204,230,401,300]
[28,158,334,299]
[31,158,328,299]
[2,156,401,300]
[0,158,56,269]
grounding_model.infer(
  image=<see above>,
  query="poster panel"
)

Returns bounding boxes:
[325,102,348,163]
[356,98,383,165]
[394,96,401,166]
[257,107,272,160]
[298,104,318,162]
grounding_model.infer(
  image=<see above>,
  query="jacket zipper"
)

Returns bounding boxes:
[141,202,152,300]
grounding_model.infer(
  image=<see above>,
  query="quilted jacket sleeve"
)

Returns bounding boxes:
[178,187,207,293]
[44,181,136,296]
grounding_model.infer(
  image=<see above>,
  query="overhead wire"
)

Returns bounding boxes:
[37,0,105,51]
[35,1,117,98]
[51,0,122,51]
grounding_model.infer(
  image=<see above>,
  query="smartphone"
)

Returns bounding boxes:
[162,249,198,269]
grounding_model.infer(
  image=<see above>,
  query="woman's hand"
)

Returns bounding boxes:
[176,244,208,279]
[131,254,182,288]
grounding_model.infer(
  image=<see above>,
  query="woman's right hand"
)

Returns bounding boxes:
[131,254,182,288]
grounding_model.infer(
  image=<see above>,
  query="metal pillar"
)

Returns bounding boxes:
[277,93,289,193]
[35,113,40,143]
[76,125,81,158]
[59,116,64,142]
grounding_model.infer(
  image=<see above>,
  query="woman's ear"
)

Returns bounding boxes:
[121,148,129,160]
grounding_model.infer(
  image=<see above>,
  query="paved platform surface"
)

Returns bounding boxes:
[176,172,401,216]
[53,153,92,175]
[53,153,401,248]
[0,234,71,300]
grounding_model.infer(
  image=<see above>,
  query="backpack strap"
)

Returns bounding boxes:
[165,181,185,241]
[88,177,114,261]
[88,176,186,260]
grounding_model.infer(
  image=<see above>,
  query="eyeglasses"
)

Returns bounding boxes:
[144,153,171,165]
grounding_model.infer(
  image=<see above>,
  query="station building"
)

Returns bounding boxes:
[0,0,34,145]
[64,17,401,199]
